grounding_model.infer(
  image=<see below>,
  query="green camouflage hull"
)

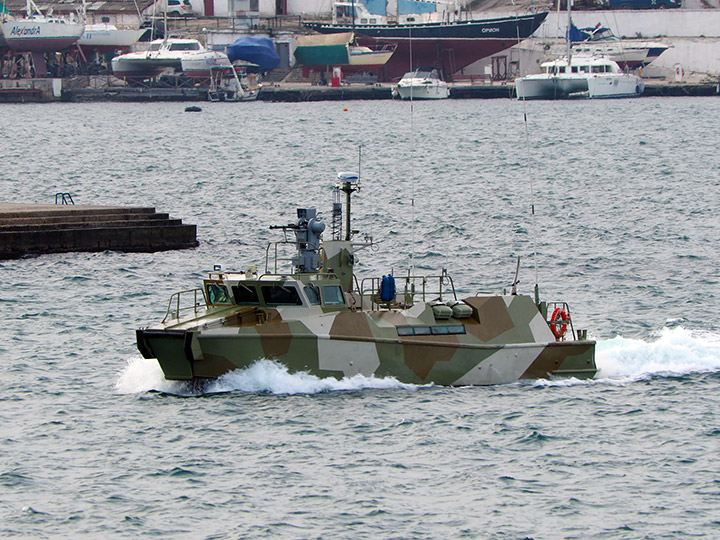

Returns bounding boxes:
[137,294,596,385]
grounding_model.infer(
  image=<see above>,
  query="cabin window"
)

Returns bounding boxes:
[571,66,578,73]
[558,66,566,74]
[101,16,110,22]
[207,283,231,305]
[261,285,303,306]
[232,284,259,305]
[396,325,466,336]
[304,285,321,306]
[169,42,201,51]
[322,285,345,305]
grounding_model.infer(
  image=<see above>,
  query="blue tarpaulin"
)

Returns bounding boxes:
[569,23,606,43]
[226,37,280,69]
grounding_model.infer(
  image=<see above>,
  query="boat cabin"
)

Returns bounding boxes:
[541,56,621,75]
[203,274,347,310]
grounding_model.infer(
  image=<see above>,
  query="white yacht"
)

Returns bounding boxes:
[111,38,211,80]
[569,25,668,71]
[515,55,644,100]
[392,68,449,100]
[1,0,84,53]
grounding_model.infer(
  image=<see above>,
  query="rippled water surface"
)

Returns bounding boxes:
[1,98,719,539]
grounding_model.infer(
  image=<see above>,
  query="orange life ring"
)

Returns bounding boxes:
[550,307,568,339]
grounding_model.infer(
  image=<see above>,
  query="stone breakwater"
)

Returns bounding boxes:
[0,203,198,259]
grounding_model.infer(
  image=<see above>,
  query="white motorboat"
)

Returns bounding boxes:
[1,0,84,53]
[111,37,210,80]
[515,55,644,100]
[79,23,144,53]
[181,50,232,79]
[392,68,449,100]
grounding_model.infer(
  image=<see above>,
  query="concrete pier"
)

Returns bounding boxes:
[0,203,198,260]
[57,80,720,102]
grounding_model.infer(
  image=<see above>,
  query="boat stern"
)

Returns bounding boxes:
[522,339,597,380]
[136,328,194,380]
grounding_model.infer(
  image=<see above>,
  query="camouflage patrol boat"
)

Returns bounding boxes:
[136,174,596,385]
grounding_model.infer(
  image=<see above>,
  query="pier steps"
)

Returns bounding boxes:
[0,204,198,260]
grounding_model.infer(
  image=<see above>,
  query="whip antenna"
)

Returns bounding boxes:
[515,15,539,299]
[409,25,416,277]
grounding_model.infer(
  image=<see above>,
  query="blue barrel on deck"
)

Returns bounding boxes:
[380,274,396,302]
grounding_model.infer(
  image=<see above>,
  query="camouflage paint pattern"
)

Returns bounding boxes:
[137,272,596,385]
[136,197,596,386]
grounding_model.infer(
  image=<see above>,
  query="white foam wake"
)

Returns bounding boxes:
[595,326,720,382]
[115,357,421,396]
[116,327,720,395]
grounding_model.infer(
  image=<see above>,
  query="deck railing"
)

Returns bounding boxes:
[359,270,458,310]
[162,288,207,323]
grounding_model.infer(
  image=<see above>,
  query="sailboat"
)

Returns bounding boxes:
[304,0,547,81]
[1,0,84,53]
[514,2,643,100]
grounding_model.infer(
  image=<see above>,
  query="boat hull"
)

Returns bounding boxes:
[138,327,596,385]
[181,51,232,78]
[516,76,589,99]
[516,74,644,99]
[571,42,668,70]
[394,82,449,99]
[586,75,644,98]
[137,294,596,386]
[348,50,394,68]
[78,26,144,53]
[111,56,179,79]
[1,20,84,52]
[305,12,547,81]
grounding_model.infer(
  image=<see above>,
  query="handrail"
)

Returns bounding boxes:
[162,288,207,323]
[54,192,74,205]
[264,239,322,274]
[359,271,458,311]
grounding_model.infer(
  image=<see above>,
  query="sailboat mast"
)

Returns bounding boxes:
[566,0,572,63]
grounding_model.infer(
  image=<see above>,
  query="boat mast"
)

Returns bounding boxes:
[566,0,572,64]
[342,180,357,241]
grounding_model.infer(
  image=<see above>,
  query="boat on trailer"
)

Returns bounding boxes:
[136,174,596,386]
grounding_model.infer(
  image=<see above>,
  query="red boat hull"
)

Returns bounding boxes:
[305,12,548,81]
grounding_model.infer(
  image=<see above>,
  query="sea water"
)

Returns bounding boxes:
[1,98,719,539]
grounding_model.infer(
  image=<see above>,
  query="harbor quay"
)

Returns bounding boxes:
[1,76,718,103]
[0,203,198,259]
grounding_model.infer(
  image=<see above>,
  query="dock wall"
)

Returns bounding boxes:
[0,204,198,260]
